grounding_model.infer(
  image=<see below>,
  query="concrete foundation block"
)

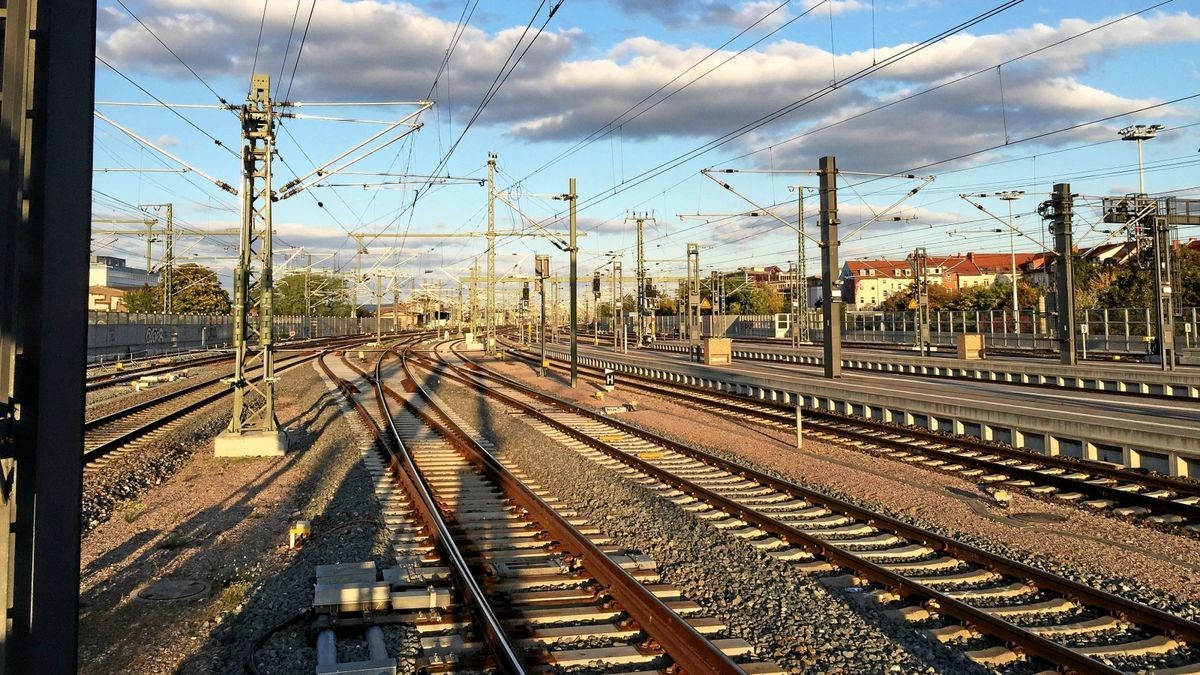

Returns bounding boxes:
[214,429,287,457]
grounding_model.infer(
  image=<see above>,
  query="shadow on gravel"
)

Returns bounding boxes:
[78,371,385,675]
[80,528,160,584]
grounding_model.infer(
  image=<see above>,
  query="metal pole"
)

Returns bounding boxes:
[1137,138,1145,195]
[470,256,478,336]
[163,204,174,313]
[1009,201,1018,334]
[636,214,645,348]
[1043,183,1077,366]
[569,179,579,387]
[819,156,841,378]
[1152,216,1176,371]
[486,153,497,355]
[375,275,383,344]
[797,189,809,343]
[613,260,621,349]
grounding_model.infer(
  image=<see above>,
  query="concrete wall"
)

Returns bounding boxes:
[86,311,370,363]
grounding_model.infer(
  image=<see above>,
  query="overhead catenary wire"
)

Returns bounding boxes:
[111,0,229,105]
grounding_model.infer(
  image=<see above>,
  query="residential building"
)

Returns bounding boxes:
[842,251,1043,310]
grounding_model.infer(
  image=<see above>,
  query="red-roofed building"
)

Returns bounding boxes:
[841,251,1042,309]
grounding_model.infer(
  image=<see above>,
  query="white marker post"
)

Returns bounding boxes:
[795,402,803,449]
[1080,323,1088,360]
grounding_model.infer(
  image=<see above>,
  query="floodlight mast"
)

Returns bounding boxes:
[1118,123,1163,195]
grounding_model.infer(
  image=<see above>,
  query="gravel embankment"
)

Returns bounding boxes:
[483,360,1200,620]
[416,368,982,674]
[79,362,394,675]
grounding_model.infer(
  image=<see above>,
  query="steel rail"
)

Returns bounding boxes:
[391,345,748,675]
[502,342,1200,521]
[84,349,329,462]
[86,353,232,390]
[368,347,529,675]
[425,345,1200,673]
[85,334,370,390]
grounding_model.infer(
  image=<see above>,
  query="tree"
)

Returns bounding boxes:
[124,263,230,314]
[725,282,784,315]
[272,272,353,317]
[655,296,677,316]
[123,285,159,312]
[169,263,231,313]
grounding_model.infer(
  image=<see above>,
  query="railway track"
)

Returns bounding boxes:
[413,339,1200,674]
[85,334,369,392]
[83,348,332,466]
[315,342,780,672]
[502,340,1200,531]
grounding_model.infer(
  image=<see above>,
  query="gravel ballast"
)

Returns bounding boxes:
[79,361,392,675]
[411,366,982,673]
[483,358,1200,618]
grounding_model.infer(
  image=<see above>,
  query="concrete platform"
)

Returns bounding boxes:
[214,429,287,457]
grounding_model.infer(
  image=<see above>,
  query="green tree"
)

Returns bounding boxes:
[170,263,231,313]
[124,263,231,313]
[655,296,677,316]
[272,272,353,317]
[725,282,784,314]
[123,285,159,312]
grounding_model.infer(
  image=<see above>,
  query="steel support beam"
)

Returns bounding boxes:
[1043,183,1077,366]
[819,156,841,378]
[568,178,579,387]
[219,74,284,455]
[0,1,96,671]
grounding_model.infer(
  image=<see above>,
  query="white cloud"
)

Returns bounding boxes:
[97,3,1200,173]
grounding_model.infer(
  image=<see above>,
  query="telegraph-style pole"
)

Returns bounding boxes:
[1040,183,1076,366]
[687,243,701,343]
[536,255,550,376]
[568,178,579,386]
[819,156,841,378]
[630,212,653,347]
[909,247,930,356]
[470,256,479,336]
[794,188,810,343]
[162,204,174,312]
[1151,215,1176,371]
[486,153,497,355]
[218,74,285,456]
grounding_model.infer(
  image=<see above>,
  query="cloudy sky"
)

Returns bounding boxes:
[91,0,1200,301]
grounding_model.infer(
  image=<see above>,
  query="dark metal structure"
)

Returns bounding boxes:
[0,0,97,671]
[1040,183,1076,366]
[818,156,841,378]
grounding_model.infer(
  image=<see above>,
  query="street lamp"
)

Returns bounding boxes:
[995,190,1025,336]
[1118,123,1163,195]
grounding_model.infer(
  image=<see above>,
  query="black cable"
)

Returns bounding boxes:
[567,1,1027,217]
[277,0,305,87]
[519,0,805,182]
[112,0,228,105]
[243,607,314,675]
[250,0,270,81]
[96,56,238,157]
[284,0,319,101]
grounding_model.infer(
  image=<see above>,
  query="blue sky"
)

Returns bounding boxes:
[91,0,1200,303]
